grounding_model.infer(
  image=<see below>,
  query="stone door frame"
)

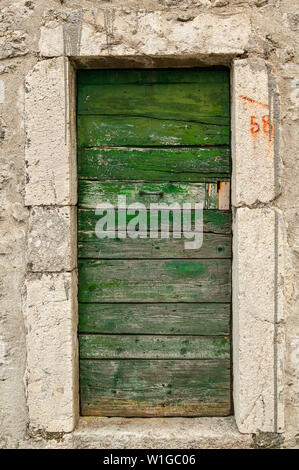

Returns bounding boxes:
[23,14,284,439]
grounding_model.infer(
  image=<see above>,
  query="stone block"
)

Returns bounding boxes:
[27,206,76,272]
[25,58,76,206]
[232,59,278,206]
[24,272,78,432]
[233,207,284,432]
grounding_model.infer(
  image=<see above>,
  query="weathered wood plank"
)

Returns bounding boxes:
[78,81,229,126]
[78,147,230,181]
[218,182,231,210]
[206,183,218,209]
[78,232,231,259]
[79,335,230,360]
[78,115,229,147]
[78,68,230,86]
[80,359,231,416]
[78,209,232,234]
[78,303,231,335]
[78,259,231,303]
[78,181,208,208]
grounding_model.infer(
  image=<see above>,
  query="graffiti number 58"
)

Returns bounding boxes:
[250,115,273,137]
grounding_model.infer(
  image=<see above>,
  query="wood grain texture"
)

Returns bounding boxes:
[78,232,231,259]
[78,115,229,147]
[78,75,229,119]
[78,181,221,209]
[206,183,218,209]
[78,259,231,303]
[80,359,231,416]
[78,303,231,335]
[77,68,232,418]
[78,147,230,182]
[78,209,232,234]
[218,182,231,210]
[79,180,205,207]
[79,335,230,359]
[77,69,229,124]
[77,68,230,86]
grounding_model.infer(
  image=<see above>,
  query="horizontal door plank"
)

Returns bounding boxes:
[78,232,231,259]
[78,147,230,181]
[78,115,229,147]
[78,259,231,303]
[78,68,229,86]
[80,359,231,416]
[78,209,232,234]
[78,303,230,335]
[78,82,229,126]
[78,181,219,208]
[79,335,230,360]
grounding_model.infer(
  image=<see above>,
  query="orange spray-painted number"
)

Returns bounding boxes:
[262,114,274,136]
[250,115,273,137]
[250,116,260,135]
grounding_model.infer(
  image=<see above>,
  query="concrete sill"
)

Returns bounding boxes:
[67,416,252,449]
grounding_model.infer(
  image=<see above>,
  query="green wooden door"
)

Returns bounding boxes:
[77,68,232,417]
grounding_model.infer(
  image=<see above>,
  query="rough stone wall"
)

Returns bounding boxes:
[0,0,298,448]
